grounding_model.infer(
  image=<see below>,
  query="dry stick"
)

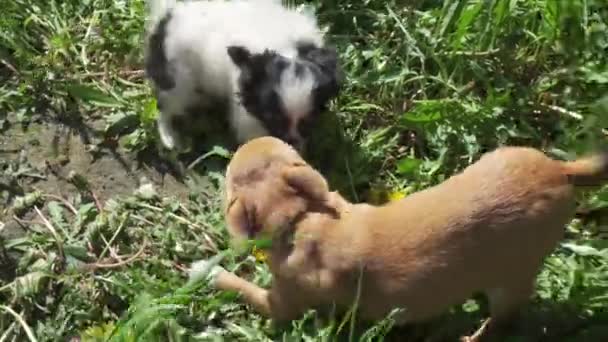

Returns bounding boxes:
[90,191,104,214]
[77,240,148,272]
[179,204,193,217]
[0,306,38,342]
[436,48,500,57]
[33,206,65,260]
[83,69,144,78]
[12,215,41,228]
[0,320,16,342]
[42,194,78,215]
[0,282,12,293]
[18,173,47,181]
[460,318,492,342]
[0,59,19,76]
[533,102,584,121]
[173,263,188,272]
[131,214,155,227]
[97,214,129,262]
[99,234,122,262]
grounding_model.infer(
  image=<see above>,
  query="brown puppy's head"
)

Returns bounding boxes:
[225,136,330,242]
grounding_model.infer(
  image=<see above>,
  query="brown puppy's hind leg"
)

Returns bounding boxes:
[462,279,535,342]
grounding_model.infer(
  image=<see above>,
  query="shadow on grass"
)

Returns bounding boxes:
[132,108,377,201]
[274,297,608,342]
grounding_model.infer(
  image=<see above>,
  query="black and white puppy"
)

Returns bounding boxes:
[144,0,342,152]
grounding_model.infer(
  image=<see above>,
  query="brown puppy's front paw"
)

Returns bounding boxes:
[207,265,228,287]
[188,258,227,287]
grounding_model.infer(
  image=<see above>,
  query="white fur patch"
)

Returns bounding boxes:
[157,115,177,149]
[276,64,316,139]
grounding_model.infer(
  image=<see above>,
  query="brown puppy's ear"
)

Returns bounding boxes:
[225,197,249,239]
[282,163,329,202]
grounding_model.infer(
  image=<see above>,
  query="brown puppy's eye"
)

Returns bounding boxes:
[226,196,238,214]
[245,205,260,238]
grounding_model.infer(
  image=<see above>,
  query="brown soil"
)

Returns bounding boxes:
[0,117,188,239]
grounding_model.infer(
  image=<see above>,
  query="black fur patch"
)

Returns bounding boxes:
[230,48,291,137]
[145,13,175,90]
[228,43,342,146]
[296,40,342,103]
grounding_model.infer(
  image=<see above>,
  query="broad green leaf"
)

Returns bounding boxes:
[13,271,47,298]
[453,1,484,48]
[562,243,607,258]
[67,83,122,108]
[437,0,467,38]
[396,157,422,175]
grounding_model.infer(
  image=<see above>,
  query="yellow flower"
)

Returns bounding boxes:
[252,246,269,263]
[388,190,407,202]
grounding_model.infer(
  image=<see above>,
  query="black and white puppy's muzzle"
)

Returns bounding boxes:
[228,42,342,152]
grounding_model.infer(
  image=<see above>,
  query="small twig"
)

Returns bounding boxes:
[0,282,12,293]
[0,59,19,76]
[66,171,104,212]
[174,262,188,272]
[97,214,129,261]
[460,318,492,342]
[12,215,41,227]
[436,48,500,57]
[16,172,46,181]
[42,194,78,215]
[33,206,65,260]
[0,320,17,342]
[131,214,155,226]
[179,204,193,217]
[90,191,103,214]
[344,156,359,202]
[0,148,21,153]
[83,69,144,78]
[0,306,38,342]
[33,302,50,314]
[77,240,147,272]
[99,234,122,262]
[535,102,584,121]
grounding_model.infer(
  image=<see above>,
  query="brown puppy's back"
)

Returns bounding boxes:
[303,147,604,322]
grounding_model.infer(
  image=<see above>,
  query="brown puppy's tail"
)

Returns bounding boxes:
[562,150,608,186]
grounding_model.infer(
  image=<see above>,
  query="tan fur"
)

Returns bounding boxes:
[215,136,608,340]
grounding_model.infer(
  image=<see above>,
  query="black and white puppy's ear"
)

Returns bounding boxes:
[297,42,343,98]
[227,45,252,68]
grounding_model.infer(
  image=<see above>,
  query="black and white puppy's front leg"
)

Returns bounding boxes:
[208,265,305,322]
[157,112,191,153]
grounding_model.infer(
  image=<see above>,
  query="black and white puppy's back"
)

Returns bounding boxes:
[144,0,342,152]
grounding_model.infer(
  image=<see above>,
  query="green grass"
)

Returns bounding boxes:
[1,0,608,341]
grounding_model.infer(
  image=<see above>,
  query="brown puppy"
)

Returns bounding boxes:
[209,136,608,340]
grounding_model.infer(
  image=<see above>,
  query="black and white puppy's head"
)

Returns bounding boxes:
[227,42,342,151]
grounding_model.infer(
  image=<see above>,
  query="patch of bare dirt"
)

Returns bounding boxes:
[0,117,188,239]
